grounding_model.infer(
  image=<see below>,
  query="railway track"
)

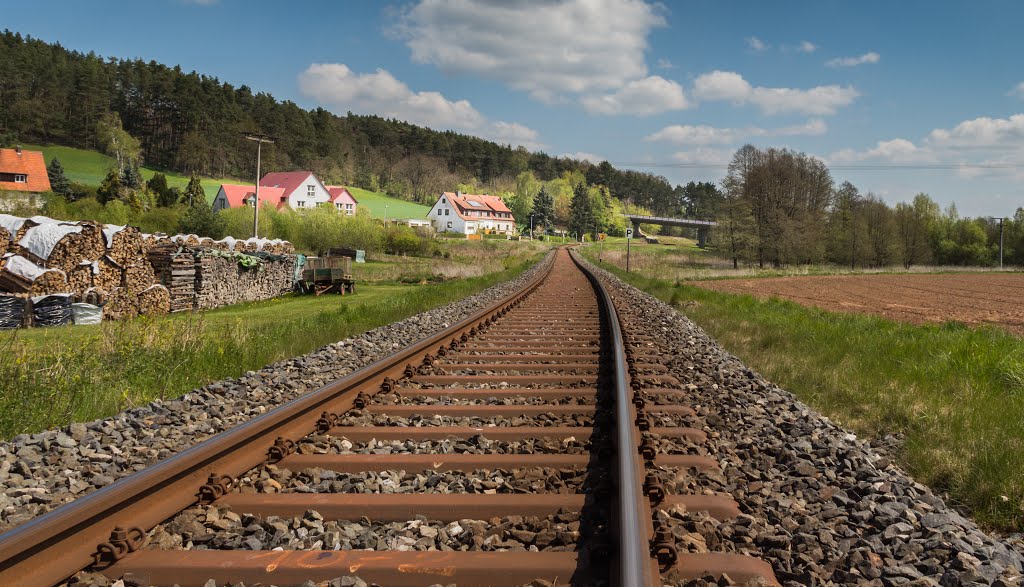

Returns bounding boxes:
[0,248,779,586]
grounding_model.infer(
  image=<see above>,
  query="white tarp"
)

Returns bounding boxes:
[28,215,62,225]
[218,236,237,251]
[102,224,126,248]
[18,223,83,260]
[4,255,48,281]
[0,214,27,235]
[71,303,102,325]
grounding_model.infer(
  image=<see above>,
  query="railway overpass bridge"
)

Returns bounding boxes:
[624,214,717,247]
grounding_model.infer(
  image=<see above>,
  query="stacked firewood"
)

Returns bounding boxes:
[0,214,297,322]
[137,284,171,315]
[148,244,198,312]
[194,251,295,310]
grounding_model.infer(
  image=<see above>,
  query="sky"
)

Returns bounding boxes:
[6,0,1024,216]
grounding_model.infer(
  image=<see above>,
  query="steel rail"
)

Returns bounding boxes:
[0,252,556,587]
[570,248,657,586]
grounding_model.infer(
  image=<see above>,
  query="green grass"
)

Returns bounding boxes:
[26,144,431,219]
[348,187,432,220]
[0,253,543,441]
[25,143,230,203]
[583,249,1024,532]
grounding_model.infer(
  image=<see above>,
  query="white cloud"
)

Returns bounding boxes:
[563,152,604,164]
[393,0,665,101]
[828,114,1024,179]
[670,148,734,166]
[693,70,858,115]
[826,52,880,68]
[656,58,676,70]
[1011,82,1024,98]
[645,119,826,145]
[798,41,817,53]
[581,75,690,116]
[298,63,543,149]
[746,37,768,52]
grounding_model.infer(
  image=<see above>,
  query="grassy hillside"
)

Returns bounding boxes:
[26,143,229,203]
[26,144,429,219]
[348,186,431,220]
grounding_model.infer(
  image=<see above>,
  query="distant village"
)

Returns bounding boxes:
[1,146,518,237]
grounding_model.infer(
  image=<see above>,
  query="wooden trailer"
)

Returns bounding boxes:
[299,256,355,296]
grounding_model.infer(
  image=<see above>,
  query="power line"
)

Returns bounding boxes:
[606,161,1024,171]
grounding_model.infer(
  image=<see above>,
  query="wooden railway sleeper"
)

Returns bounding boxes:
[197,473,234,505]
[90,526,144,570]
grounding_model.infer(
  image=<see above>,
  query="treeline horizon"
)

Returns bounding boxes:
[0,30,682,214]
[2,30,1020,269]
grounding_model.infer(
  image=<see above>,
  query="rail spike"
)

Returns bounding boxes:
[315,411,339,434]
[267,437,296,463]
[91,526,145,569]
[643,472,666,505]
[650,520,679,571]
[197,473,234,504]
[380,377,395,393]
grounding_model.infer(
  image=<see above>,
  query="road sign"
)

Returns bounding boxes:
[598,233,606,241]
[625,228,633,239]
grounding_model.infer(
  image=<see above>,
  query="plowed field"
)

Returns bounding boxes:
[691,273,1024,335]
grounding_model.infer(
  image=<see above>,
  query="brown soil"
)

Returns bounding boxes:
[691,272,1024,335]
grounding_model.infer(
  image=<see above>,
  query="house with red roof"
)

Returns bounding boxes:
[325,186,358,215]
[259,171,331,210]
[212,184,287,211]
[213,171,336,212]
[427,191,517,235]
[0,147,51,194]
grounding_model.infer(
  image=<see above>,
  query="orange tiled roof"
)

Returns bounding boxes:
[0,148,51,193]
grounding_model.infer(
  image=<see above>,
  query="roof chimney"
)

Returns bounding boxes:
[15,145,22,156]
[456,190,462,197]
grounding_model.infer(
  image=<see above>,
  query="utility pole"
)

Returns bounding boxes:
[530,214,534,240]
[995,217,1006,269]
[384,204,389,226]
[244,132,275,238]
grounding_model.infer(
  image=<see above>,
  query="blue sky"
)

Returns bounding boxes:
[7,0,1024,216]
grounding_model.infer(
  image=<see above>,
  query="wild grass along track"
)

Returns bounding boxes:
[0,248,776,586]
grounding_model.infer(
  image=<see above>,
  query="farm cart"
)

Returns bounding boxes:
[298,256,355,296]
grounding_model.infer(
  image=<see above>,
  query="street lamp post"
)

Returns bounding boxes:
[530,214,534,240]
[384,204,389,227]
[244,132,275,238]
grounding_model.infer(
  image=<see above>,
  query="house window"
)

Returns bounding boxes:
[447,221,452,228]
[297,200,306,208]
[445,209,449,216]
[14,174,26,183]
[307,185,315,198]
[345,203,353,212]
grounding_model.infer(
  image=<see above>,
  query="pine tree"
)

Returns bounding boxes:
[46,157,72,198]
[180,173,206,207]
[147,172,176,207]
[568,183,594,238]
[97,168,124,205]
[121,159,143,190]
[531,187,555,233]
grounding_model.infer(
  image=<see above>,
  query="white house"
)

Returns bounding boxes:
[427,192,517,235]
[259,171,332,209]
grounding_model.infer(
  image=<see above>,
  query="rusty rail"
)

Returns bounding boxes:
[0,254,556,587]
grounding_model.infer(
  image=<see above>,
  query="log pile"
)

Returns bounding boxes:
[193,251,294,310]
[148,244,197,312]
[0,214,298,322]
[137,284,171,316]
[104,287,138,321]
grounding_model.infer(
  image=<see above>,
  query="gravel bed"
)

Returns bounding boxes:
[290,435,591,455]
[232,466,597,495]
[582,258,1024,586]
[0,253,554,534]
[337,412,594,427]
[145,506,587,553]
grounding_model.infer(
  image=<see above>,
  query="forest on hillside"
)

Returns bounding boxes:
[2,29,1021,267]
[0,30,682,213]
